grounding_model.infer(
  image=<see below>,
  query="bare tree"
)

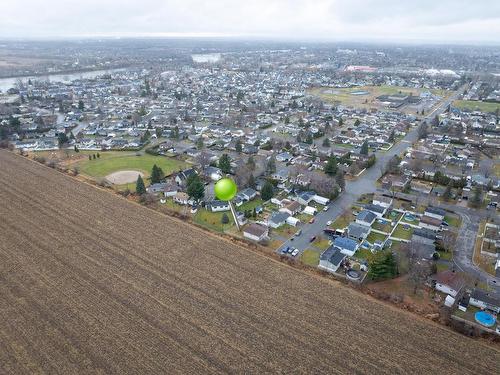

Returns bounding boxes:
[196,151,212,170]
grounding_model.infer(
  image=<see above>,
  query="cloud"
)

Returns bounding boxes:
[0,0,499,43]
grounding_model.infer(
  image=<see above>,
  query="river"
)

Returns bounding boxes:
[0,68,126,92]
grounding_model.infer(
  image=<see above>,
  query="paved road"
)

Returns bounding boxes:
[278,85,467,256]
[440,205,500,293]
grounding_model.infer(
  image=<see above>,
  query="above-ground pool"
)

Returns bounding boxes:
[404,213,416,221]
[346,269,361,281]
[475,311,496,327]
[350,90,370,96]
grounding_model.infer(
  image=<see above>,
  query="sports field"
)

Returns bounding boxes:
[453,100,500,114]
[76,151,187,179]
[308,85,450,112]
[0,150,498,374]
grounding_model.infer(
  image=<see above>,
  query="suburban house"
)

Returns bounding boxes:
[433,270,465,297]
[334,236,359,257]
[373,195,393,208]
[295,191,315,206]
[268,211,290,228]
[347,222,370,241]
[279,200,302,216]
[243,223,269,242]
[469,289,500,313]
[410,235,437,259]
[312,194,330,206]
[420,215,442,231]
[173,192,189,205]
[364,203,386,217]
[318,246,346,273]
[175,168,197,185]
[204,166,223,181]
[303,206,317,216]
[147,182,168,194]
[208,200,231,212]
[239,188,257,201]
[424,207,446,221]
[356,210,377,227]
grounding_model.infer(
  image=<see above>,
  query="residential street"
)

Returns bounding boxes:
[280,86,466,256]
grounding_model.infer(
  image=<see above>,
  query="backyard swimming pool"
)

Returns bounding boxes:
[475,311,496,327]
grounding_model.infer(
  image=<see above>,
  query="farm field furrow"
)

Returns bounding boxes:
[0,150,499,374]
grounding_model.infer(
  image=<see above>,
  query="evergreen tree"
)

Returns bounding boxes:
[266,155,276,174]
[354,118,361,126]
[135,175,146,195]
[443,182,453,201]
[471,185,483,207]
[388,130,395,143]
[78,99,84,111]
[235,138,243,153]
[248,174,256,189]
[335,169,345,191]
[322,138,330,147]
[324,155,338,176]
[196,137,204,149]
[186,173,205,202]
[368,251,397,281]
[360,141,369,155]
[58,132,69,148]
[221,213,230,225]
[305,133,313,144]
[247,156,256,171]
[218,153,231,174]
[74,145,79,153]
[150,164,164,184]
[261,181,274,201]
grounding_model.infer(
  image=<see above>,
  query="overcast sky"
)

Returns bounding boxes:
[1,0,499,44]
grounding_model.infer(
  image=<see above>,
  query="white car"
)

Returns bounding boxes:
[326,220,332,226]
[323,206,329,212]
[291,249,299,257]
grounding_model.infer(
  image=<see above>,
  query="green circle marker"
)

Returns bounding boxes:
[214,178,238,201]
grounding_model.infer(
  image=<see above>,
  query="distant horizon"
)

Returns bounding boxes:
[1,1,499,46]
[1,34,500,48]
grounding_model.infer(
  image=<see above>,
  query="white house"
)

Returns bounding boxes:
[433,270,464,297]
[469,289,500,313]
[208,200,231,212]
[286,216,300,227]
[243,223,268,242]
[303,206,317,216]
[173,192,189,205]
[373,195,393,208]
[312,195,330,206]
[424,207,446,221]
[318,247,346,274]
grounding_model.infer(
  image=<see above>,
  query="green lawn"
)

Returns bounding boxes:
[78,151,187,179]
[331,212,354,229]
[371,220,393,233]
[354,248,372,261]
[237,198,263,213]
[444,215,461,228]
[301,249,320,267]
[367,231,388,244]
[392,224,414,240]
[272,224,297,237]
[437,250,453,261]
[312,237,331,250]
[193,209,234,232]
[436,263,450,272]
[453,100,500,114]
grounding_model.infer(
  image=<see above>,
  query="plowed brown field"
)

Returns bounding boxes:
[0,150,498,374]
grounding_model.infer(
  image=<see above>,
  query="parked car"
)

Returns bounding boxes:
[309,218,315,224]
[281,246,290,254]
[326,220,332,226]
[295,229,302,236]
[309,236,316,242]
[291,249,299,257]
[323,206,329,212]
[287,247,294,254]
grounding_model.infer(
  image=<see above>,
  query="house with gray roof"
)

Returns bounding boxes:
[347,222,370,242]
[356,210,377,227]
[318,247,346,274]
